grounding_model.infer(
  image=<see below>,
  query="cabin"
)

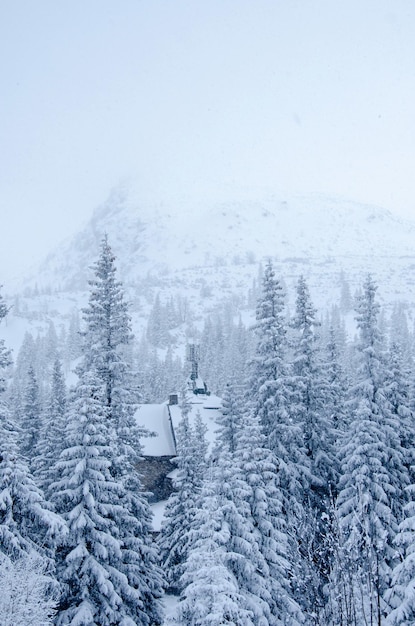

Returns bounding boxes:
[135,391,222,503]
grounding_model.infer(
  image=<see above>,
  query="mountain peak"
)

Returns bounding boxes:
[14,191,415,310]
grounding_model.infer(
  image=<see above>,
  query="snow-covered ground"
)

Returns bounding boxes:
[150,500,168,533]
[162,593,179,624]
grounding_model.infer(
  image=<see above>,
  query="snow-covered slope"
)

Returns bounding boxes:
[4,189,415,354]
[27,189,415,295]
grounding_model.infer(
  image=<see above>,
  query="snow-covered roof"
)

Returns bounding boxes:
[135,403,176,456]
[135,393,223,457]
[191,376,206,390]
[169,394,222,448]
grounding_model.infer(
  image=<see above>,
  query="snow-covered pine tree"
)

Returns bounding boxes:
[53,236,164,624]
[234,409,305,625]
[158,395,208,593]
[199,314,228,395]
[314,324,349,520]
[169,487,256,626]
[249,261,305,498]
[214,378,245,457]
[322,326,349,440]
[289,275,338,620]
[203,450,274,624]
[311,326,351,624]
[163,344,185,399]
[194,381,296,625]
[140,345,165,402]
[77,233,159,603]
[389,303,412,362]
[248,262,311,619]
[0,287,11,394]
[383,342,415,624]
[0,414,65,563]
[52,369,163,625]
[290,275,335,489]
[249,260,290,444]
[78,234,141,467]
[386,485,415,625]
[32,356,67,498]
[199,317,216,391]
[33,321,60,404]
[226,315,253,385]
[335,275,407,625]
[339,271,353,313]
[384,340,415,484]
[0,291,64,563]
[146,293,171,348]
[7,331,36,424]
[19,364,42,464]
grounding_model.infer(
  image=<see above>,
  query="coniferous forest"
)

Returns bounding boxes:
[2,236,415,625]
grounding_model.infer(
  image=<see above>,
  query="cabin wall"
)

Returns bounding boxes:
[139,456,175,502]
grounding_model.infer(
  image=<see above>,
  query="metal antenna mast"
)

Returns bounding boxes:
[187,343,200,382]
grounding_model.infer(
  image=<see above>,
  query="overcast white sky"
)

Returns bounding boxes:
[1,1,415,283]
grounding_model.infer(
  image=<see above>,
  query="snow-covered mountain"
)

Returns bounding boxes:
[28,189,415,292]
[5,189,415,353]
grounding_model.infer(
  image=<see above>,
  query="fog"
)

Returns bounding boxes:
[1,0,415,283]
